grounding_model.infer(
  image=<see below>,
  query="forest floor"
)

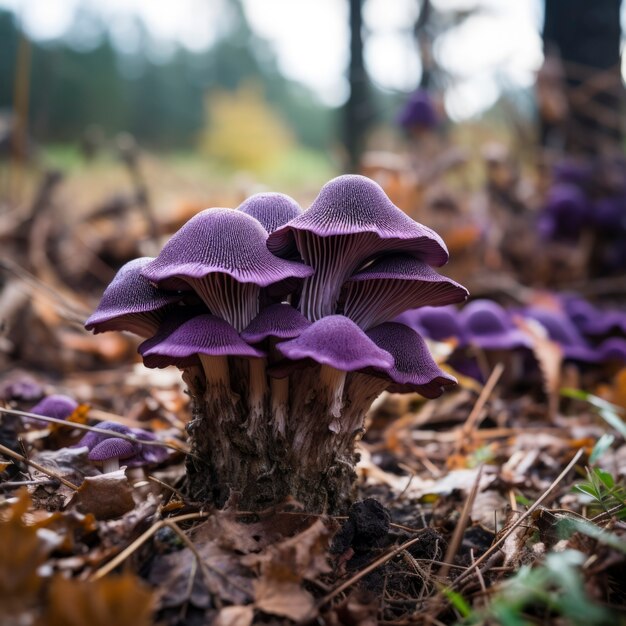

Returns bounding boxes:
[0,153,625,626]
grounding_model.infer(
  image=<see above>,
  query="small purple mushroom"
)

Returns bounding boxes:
[267,175,448,320]
[395,305,467,346]
[366,323,457,398]
[521,308,599,362]
[276,315,393,419]
[141,209,313,331]
[599,337,626,364]
[85,257,182,338]
[88,437,138,473]
[397,89,439,131]
[461,300,531,351]
[29,394,79,425]
[562,295,626,336]
[538,184,589,243]
[341,254,467,329]
[238,192,303,233]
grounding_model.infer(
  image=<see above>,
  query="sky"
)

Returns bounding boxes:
[0,0,547,119]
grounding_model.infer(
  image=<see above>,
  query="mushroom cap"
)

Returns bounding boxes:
[397,89,438,130]
[538,184,589,241]
[599,337,626,363]
[77,421,133,451]
[461,300,531,350]
[140,313,264,369]
[276,315,393,372]
[238,192,302,233]
[342,254,468,329]
[562,295,626,336]
[85,257,182,335]
[521,308,599,362]
[88,437,137,462]
[29,394,78,421]
[141,208,313,290]
[241,303,312,343]
[396,305,467,346]
[365,322,456,398]
[128,428,170,465]
[267,175,448,267]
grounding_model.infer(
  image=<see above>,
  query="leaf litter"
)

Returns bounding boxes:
[1,165,626,625]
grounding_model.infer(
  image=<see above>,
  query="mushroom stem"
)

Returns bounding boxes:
[198,354,230,392]
[103,458,120,473]
[247,357,267,433]
[270,376,289,437]
[319,364,347,420]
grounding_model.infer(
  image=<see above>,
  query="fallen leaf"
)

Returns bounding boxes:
[214,605,254,626]
[254,578,315,622]
[43,573,155,626]
[69,469,135,519]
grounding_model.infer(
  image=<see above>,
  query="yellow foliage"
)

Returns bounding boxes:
[199,82,295,173]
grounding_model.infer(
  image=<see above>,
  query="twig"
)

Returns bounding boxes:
[0,406,189,455]
[0,442,79,490]
[91,512,209,580]
[318,535,423,608]
[439,464,484,580]
[448,448,584,590]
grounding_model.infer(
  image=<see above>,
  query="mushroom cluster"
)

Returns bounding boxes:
[85,175,468,512]
[400,297,626,383]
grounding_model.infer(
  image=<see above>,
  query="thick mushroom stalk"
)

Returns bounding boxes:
[85,177,467,514]
[277,316,393,458]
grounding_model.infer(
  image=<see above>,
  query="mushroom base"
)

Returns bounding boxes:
[182,381,377,514]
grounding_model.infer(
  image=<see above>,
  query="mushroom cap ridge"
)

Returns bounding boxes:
[267,175,448,267]
[85,257,181,332]
[238,192,302,234]
[141,208,313,290]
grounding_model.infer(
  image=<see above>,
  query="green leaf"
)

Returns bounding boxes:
[590,434,615,464]
[593,467,615,490]
[556,516,626,554]
[441,587,472,618]
[598,408,626,439]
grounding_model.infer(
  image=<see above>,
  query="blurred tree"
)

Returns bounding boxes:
[542,0,623,155]
[345,0,370,171]
[199,82,294,172]
[0,4,335,152]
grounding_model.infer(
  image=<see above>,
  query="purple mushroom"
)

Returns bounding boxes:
[538,184,589,243]
[397,89,439,131]
[77,421,168,472]
[461,300,531,351]
[88,437,138,473]
[599,337,626,364]
[85,257,182,338]
[141,208,313,331]
[520,308,599,362]
[267,175,448,320]
[395,305,467,346]
[341,254,467,329]
[276,315,393,420]
[28,394,78,425]
[238,192,303,233]
[365,322,457,398]
[140,313,266,427]
[562,295,626,336]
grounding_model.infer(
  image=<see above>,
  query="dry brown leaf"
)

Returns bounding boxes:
[0,490,51,611]
[43,574,155,626]
[149,538,253,608]
[254,577,315,622]
[214,605,255,626]
[69,469,135,519]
